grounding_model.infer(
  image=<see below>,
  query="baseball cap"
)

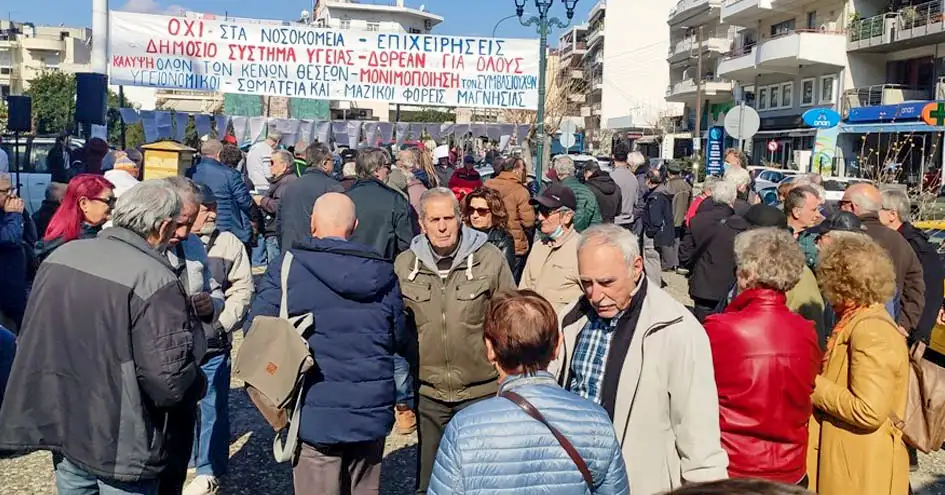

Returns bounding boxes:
[530,184,577,211]
[340,148,358,163]
[817,211,864,237]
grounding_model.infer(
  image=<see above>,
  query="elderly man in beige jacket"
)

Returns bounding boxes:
[551,224,728,495]
[519,183,583,308]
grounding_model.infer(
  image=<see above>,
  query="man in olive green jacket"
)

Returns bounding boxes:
[394,187,515,494]
[553,155,601,232]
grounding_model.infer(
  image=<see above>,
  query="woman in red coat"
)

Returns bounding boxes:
[703,227,821,487]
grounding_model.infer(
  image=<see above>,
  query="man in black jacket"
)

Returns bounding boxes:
[583,161,622,223]
[346,147,418,261]
[278,143,344,255]
[679,179,748,321]
[0,180,205,492]
[880,188,944,344]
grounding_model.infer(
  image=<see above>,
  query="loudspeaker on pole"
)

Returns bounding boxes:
[6,95,31,132]
[75,72,109,126]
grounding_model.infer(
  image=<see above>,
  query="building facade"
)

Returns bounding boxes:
[0,21,91,98]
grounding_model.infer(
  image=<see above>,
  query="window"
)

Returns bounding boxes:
[339,19,351,29]
[408,28,422,34]
[807,11,817,29]
[781,81,793,108]
[743,84,756,107]
[770,19,796,36]
[758,87,768,110]
[769,85,780,109]
[366,22,380,32]
[801,78,815,106]
[0,85,8,99]
[819,75,836,103]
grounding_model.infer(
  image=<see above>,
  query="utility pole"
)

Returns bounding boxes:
[693,25,705,169]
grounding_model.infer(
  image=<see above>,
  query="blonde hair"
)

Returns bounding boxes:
[816,232,896,306]
[733,228,804,292]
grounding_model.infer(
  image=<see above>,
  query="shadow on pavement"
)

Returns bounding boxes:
[381,444,418,495]
[223,386,293,494]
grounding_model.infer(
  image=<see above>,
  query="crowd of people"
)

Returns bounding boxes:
[0,134,940,495]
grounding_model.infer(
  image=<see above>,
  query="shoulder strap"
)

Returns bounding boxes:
[205,230,222,253]
[502,390,594,490]
[279,251,294,320]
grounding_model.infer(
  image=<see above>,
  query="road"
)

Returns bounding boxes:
[1,271,944,494]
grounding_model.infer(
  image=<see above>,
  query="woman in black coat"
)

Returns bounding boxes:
[462,187,516,270]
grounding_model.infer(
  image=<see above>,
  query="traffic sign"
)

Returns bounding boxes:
[723,104,761,140]
[767,140,779,152]
[559,120,577,148]
[802,107,841,129]
[921,102,945,126]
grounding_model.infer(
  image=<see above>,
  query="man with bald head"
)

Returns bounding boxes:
[246,192,410,494]
[840,183,925,334]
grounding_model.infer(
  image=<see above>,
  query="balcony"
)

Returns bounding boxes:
[667,31,734,63]
[20,37,64,52]
[665,78,735,102]
[587,26,604,48]
[569,93,587,103]
[560,41,588,57]
[571,69,584,79]
[841,84,932,115]
[669,0,723,26]
[848,1,945,52]
[718,30,847,80]
[591,103,602,115]
[588,0,606,23]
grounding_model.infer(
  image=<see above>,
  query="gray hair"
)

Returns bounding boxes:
[702,176,720,194]
[45,182,67,202]
[267,131,283,143]
[712,179,737,205]
[272,150,294,168]
[881,188,911,223]
[418,187,461,221]
[627,151,647,170]
[791,175,826,201]
[398,148,420,170]
[553,155,575,177]
[112,180,182,238]
[848,187,881,214]
[578,224,641,267]
[342,162,357,178]
[0,172,10,185]
[356,147,390,179]
[201,139,223,157]
[734,227,804,292]
[160,176,201,206]
[723,166,751,189]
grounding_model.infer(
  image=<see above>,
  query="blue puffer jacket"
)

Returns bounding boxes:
[246,236,409,445]
[429,372,629,495]
[189,157,254,243]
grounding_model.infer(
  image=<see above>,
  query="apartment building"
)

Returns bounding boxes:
[0,21,91,98]
[666,0,737,158]
[557,25,589,125]
[582,0,681,153]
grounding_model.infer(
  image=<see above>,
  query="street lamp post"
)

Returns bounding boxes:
[513,0,579,184]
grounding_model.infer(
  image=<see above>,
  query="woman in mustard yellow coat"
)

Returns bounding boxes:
[808,232,910,495]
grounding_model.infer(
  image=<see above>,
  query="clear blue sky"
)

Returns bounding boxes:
[8,0,593,44]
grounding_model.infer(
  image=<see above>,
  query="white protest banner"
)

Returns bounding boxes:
[108,10,540,110]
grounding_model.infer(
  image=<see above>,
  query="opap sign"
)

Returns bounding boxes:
[801,107,841,129]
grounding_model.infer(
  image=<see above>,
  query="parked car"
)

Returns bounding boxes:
[822,177,872,203]
[757,186,780,206]
[1,135,85,214]
[752,167,800,193]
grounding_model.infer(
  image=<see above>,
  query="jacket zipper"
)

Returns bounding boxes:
[439,278,452,400]
[621,316,683,443]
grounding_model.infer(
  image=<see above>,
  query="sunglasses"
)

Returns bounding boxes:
[467,207,491,216]
[90,197,117,208]
[538,205,561,217]
[837,200,852,209]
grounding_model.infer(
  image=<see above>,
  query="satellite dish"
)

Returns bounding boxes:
[559,121,577,149]
[419,4,426,11]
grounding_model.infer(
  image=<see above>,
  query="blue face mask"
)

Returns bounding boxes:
[541,225,565,242]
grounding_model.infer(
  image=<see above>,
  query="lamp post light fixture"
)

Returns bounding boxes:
[513,0,579,184]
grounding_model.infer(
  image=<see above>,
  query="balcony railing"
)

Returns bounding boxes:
[849,1,945,47]
[721,28,842,60]
[841,84,932,115]
[561,41,587,55]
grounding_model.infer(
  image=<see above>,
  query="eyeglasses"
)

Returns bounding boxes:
[0,187,11,195]
[467,207,491,216]
[837,200,852,209]
[91,197,117,209]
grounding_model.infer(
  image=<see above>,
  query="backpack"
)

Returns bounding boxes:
[233,251,315,463]
[894,341,945,453]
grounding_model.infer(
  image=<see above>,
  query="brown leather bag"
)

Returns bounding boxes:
[893,342,945,453]
[502,390,595,490]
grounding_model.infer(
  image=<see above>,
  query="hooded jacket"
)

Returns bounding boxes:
[247,237,409,445]
[0,227,204,482]
[484,170,535,255]
[394,226,516,402]
[898,222,945,344]
[585,171,623,223]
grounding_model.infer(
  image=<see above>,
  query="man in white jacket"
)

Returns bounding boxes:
[184,184,254,495]
[551,224,728,495]
[103,153,141,198]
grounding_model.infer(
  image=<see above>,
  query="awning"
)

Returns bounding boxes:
[754,127,817,137]
[839,121,945,134]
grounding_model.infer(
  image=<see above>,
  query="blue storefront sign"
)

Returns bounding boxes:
[846,101,929,123]
[706,126,725,176]
[802,107,841,129]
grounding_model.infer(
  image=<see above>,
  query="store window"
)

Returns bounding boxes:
[801,78,815,106]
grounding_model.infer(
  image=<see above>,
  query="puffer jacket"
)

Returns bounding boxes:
[0,227,204,482]
[247,236,409,445]
[189,157,254,243]
[394,226,516,402]
[428,371,629,495]
[703,288,820,484]
[484,171,535,255]
[560,176,602,232]
[585,171,622,223]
